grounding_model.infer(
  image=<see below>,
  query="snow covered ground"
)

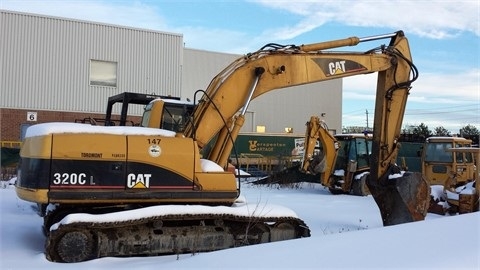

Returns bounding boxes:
[1,178,478,269]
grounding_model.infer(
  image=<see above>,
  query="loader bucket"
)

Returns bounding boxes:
[367,171,430,226]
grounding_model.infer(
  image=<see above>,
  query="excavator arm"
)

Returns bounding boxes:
[185,30,430,225]
[366,34,430,225]
[300,116,339,186]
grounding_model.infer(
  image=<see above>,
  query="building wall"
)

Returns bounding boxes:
[182,48,240,99]
[246,80,342,134]
[0,108,142,142]
[1,10,343,144]
[1,10,183,142]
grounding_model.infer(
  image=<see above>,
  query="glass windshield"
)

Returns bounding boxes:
[334,140,349,170]
[455,142,474,163]
[140,103,153,127]
[424,142,453,162]
[355,138,371,168]
[162,106,187,132]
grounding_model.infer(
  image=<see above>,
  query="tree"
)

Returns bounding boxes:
[412,123,432,139]
[433,126,450,136]
[459,124,479,136]
[459,124,479,145]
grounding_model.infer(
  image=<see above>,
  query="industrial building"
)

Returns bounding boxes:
[0,9,342,148]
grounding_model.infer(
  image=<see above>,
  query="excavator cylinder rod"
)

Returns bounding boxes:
[299,31,400,52]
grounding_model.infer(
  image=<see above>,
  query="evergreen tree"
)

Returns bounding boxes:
[459,124,479,145]
[434,126,450,136]
[412,123,432,140]
[459,124,479,136]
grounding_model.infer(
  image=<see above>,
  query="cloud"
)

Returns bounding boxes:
[1,0,259,54]
[174,26,251,53]
[4,0,478,52]
[253,0,480,40]
[412,70,480,102]
[1,0,167,30]
[342,69,479,131]
[343,69,480,104]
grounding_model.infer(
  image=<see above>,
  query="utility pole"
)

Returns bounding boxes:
[365,109,369,130]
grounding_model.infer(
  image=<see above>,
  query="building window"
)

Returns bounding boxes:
[256,125,265,133]
[90,60,117,87]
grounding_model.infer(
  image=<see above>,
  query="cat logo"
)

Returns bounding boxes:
[127,173,151,188]
[328,60,347,75]
[312,58,367,77]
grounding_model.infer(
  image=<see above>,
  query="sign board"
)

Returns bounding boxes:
[27,112,37,122]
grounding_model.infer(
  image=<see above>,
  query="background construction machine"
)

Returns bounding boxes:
[296,116,372,196]
[16,31,429,262]
[421,136,479,214]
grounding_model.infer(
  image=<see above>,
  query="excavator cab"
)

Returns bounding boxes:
[329,134,372,196]
[421,137,475,187]
[141,98,194,132]
[103,91,194,132]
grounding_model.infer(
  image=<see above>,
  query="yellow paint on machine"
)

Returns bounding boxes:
[16,187,49,204]
[51,133,127,161]
[20,135,53,159]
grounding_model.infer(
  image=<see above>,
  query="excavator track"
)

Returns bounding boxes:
[45,205,310,263]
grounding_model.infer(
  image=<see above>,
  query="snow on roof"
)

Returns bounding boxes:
[150,97,194,105]
[25,122,177,138]
[426,136,471,142]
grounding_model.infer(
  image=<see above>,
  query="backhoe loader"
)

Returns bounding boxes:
[16,30,429,262]
[299,116,372,196]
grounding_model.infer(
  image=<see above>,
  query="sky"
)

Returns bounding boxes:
[1,0,479,133]
[1,179,479,269]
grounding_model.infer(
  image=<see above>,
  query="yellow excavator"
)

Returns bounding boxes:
[16,30,430,263]
[300,116,372,196]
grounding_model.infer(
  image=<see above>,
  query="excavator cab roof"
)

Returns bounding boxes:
[105,92,184,126]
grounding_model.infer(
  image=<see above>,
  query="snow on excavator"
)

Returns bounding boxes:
[16,30,429,263]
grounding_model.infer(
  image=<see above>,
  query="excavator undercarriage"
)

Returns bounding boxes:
[44,203,310,263]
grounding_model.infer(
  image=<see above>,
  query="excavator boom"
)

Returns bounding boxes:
[185,30,429,225]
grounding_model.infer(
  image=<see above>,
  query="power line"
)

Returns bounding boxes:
[343,108,368,115]
[406,103,478,113]
[405,108,478,115]
[412,103,478,109]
